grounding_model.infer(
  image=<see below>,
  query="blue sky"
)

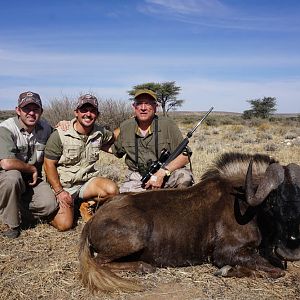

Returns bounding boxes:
[0,0,299,113]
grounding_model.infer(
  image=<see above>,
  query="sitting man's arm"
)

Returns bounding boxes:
[43,130,73,208]
[100,127,117,153]
[0,127,38,185]
[0,158,38,186]
[145,119,191,189]
[44,130,73,231]
[144,154,189,189]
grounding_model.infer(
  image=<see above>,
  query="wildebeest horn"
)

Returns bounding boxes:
[246,160,285,206]
[286,163,300,187]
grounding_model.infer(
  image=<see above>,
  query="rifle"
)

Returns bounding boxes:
[141,106,214,187]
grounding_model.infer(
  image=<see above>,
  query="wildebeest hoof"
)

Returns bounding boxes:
[268,268,286,279]
[138,262,156,274]
[214,265,232,276]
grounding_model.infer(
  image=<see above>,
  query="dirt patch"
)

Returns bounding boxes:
[1,221,300,300]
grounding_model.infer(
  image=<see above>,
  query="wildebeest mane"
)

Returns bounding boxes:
[201,152,278,186]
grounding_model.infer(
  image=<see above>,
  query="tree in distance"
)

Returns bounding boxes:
[243,97,277,119]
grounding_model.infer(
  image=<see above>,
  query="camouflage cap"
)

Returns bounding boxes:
[134,89,157,102]
[18,91,42,108]
[75,94,99,111]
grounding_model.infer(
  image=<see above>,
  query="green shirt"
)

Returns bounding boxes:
[112,115,185,174]
[0,116,52,174]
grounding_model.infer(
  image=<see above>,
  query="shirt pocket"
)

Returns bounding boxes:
[63,145,81,164]
[35,143,46,163]
[87,146,100,163]
[158,138,172,153]
[122,141,137,161]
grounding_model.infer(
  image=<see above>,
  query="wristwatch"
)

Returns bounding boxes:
[162,166,171,177]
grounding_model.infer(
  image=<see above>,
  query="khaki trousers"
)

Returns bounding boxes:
[120,167,194,193]
[0,170,58,228]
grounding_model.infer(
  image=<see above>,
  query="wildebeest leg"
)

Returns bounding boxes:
[88,204,154,274]
[99,261,156,274]
[213,247,285,278]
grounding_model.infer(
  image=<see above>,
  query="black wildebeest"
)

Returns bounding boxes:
[79,152,300,292]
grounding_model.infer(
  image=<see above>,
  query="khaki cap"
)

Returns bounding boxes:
[134,89,157,102]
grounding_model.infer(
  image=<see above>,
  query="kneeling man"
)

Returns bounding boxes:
[44,94,119,231]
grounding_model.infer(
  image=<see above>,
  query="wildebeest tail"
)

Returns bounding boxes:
[79,221,143,293]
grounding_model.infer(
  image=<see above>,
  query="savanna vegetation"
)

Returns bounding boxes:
[1,97,300,300]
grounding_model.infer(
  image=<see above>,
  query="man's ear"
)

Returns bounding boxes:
[15,106,21,116]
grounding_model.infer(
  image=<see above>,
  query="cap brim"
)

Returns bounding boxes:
[134,92,157,102]
[19,99,42,108]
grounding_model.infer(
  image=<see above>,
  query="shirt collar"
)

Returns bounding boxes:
[135,115,157,136]
[14,116,43,133]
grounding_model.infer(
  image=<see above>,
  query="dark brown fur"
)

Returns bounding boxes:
[79,153,286,292]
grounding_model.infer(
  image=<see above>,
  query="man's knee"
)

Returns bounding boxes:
[96,179,119,196]
[2,170,24,190]
[105,181,119,196]
[53,219,73,232]
[31,182,58,217]
[176,171,194,188]
[166,168,194,188]
[50,207,73,231]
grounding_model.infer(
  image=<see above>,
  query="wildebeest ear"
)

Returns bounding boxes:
[246,162,285,206]
[286,163,300,187]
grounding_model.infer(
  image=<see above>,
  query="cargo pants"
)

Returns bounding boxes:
[0,170,58,228]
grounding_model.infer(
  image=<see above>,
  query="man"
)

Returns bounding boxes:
[0,91,59,238]
[43,94,119,231]
[112,89,194,192]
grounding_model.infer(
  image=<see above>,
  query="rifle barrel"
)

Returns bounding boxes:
[188,106,214,137]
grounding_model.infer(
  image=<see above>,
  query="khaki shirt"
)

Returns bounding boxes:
[111,115,185,173]
[0,117,52,174]
[44,118,113,187]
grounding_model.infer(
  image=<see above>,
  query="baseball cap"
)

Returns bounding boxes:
[75,94,99,111]
[134,89,157,102]
[18,91,42,108]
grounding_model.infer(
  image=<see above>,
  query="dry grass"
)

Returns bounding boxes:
[1,114,300,300]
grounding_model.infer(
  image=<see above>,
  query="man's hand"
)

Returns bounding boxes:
[28,165,38,186]
[144,169,166,189]
[0,158,39,186]
[55,120,71,131]
[56,190,73,208]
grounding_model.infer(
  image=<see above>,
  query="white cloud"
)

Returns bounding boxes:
[140,0,300,31]
[143,0,228,16]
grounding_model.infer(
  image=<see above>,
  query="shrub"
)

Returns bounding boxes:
[43,96,132,129]
[257,122,271,132]
[0,110,15,122]
[43,97,76,127]
[264,143,277,152]
[284,132,298,140]
[98,98,132,130]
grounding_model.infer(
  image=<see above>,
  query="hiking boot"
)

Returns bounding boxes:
[2,225,20,239]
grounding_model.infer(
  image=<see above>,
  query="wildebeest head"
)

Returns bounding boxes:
[245,160,300,261]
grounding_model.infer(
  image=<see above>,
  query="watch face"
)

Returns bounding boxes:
[165,169,171,176]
